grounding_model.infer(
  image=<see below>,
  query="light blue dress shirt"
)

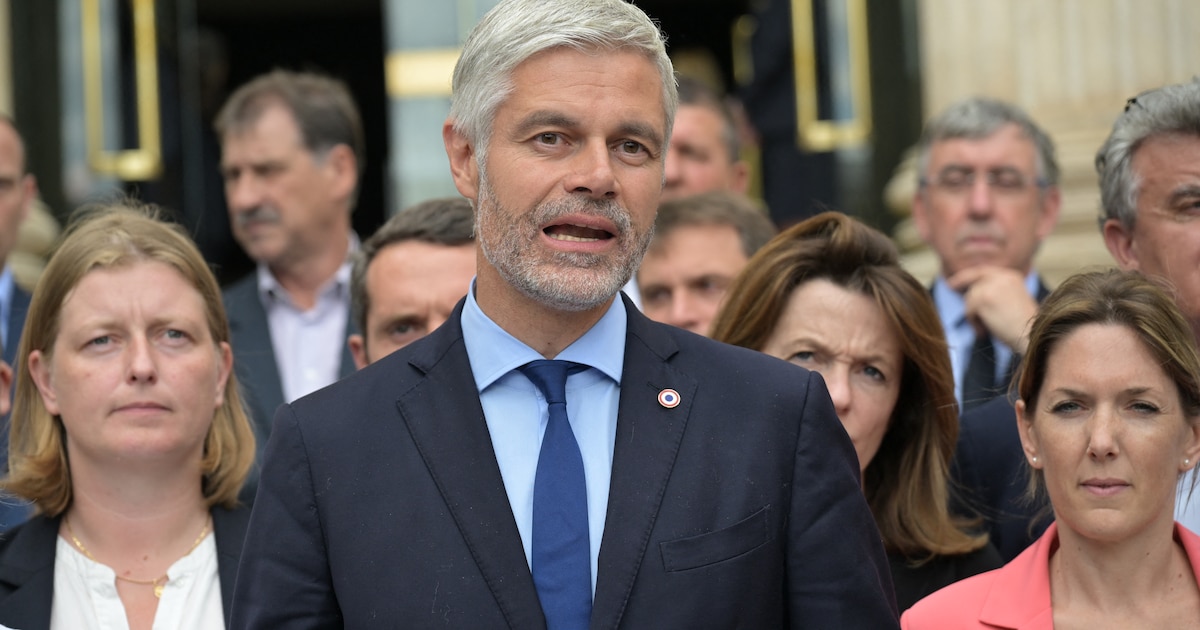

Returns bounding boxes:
[933,272,1040,408]
[461,283,624,596]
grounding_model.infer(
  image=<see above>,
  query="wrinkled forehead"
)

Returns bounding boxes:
[927,124,1040,172]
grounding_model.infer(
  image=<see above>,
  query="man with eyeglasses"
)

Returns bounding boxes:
[1096,78,1200,533]
[911,97,1061,412]
[952,81,1200,562]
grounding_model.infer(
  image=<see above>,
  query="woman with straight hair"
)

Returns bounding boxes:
[0,203,255,629]
[903,269,1200,628]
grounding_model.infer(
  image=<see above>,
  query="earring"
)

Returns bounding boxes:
[1186,458,1192,467]
[1031,456,1038,464]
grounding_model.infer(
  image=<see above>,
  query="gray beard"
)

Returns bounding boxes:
[474,173,653,312]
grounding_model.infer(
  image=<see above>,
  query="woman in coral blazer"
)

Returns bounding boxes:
[903,270,1200,629]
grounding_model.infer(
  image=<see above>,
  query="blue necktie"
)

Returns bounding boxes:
[519,360,591,630]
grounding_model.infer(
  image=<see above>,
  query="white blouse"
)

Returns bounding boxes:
[50,532,224,630]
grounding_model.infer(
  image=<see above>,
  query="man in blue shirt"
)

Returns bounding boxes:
[230,1,897,627]
[912,98,1060,411]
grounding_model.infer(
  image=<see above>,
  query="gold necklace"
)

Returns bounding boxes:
[64,515,212,599]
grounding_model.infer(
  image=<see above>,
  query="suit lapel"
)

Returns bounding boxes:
[4,286,29,366]
[397,303,546,630]
[224,278,285,434]
[591,302,696,629]
[0,515,59,628]
[213,505,251,622]
[979,522,1056,629]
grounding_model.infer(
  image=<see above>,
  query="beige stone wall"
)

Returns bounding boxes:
[895,0,1200,286]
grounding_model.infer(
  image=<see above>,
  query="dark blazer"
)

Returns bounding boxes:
[888,544,1002,613]
[0,285,32,531]
[0,504,251,629]
[3,284,29,367]
[952,395,1051,561]
[222,274,357,458]
[230,296,899,628]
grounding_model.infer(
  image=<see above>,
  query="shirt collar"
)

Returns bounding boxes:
[255,233,359,304]
[461,280,626,392]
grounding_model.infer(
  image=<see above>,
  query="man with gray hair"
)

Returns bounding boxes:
[637,190,776,336]
[912,97,1061,410]
[1096,78,1200,531]
[215,70,362,459]
[954,79,1200,561]
[232,0,897,627]
[347,197,475,368]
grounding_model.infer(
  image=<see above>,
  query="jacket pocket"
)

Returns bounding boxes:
[659,506,770,572]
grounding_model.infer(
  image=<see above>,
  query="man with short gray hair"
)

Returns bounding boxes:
[215,70,362,459]
[1096,78,1200,531]
[913,97,1061,410]
[955,80,1200,561]
[232,0,896,626]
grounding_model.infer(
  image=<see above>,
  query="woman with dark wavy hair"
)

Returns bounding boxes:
[712,211,999,610]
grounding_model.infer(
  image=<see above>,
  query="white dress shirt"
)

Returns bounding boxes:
[50,534,223,630]
[257,236,357,403]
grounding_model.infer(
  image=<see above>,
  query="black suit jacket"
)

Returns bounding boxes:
[230,295,899,628]
[0,504,251,629]
[222,274,357,465]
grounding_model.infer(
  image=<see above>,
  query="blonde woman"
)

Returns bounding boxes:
[0,204,255,629]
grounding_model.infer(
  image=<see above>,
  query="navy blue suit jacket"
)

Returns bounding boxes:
[952,395,1051,561]
[222,274,357,467]
[0,504,251,629]
[2,284,28,367]
[0,285,31,531]
[230,295,899,629]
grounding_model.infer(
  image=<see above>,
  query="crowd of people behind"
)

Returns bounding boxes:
[0,0,1198,627]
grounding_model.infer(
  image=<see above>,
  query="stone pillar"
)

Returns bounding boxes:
[894,0,1200,285]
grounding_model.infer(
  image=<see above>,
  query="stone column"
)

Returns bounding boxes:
[893,0,1200,285]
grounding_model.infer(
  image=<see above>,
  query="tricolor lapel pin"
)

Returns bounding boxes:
[658,388,681,408]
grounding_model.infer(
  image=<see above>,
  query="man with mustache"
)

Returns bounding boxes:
[912,98,1061,411]
[230,0,898,627]
[214,71,361,476]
